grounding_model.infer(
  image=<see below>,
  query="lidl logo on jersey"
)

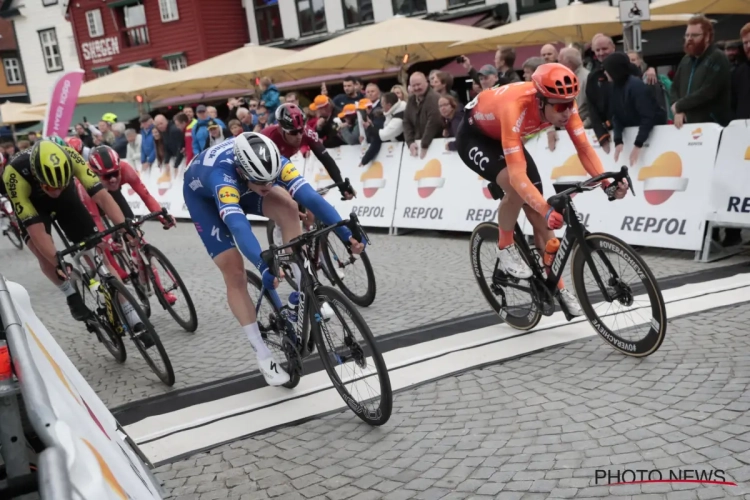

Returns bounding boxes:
[217,185,240,204]
[281,163,300,182]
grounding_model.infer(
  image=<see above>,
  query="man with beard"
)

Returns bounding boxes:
[670,15,731,129]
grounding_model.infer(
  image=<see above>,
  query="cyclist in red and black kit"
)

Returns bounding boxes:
[262,103,356,204]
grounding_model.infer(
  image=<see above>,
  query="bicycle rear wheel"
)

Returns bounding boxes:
[311,286,392,426]
[570,233,667,357]
[144,244,198,332]
[246,270,301,389]
[4,220,23,250]
[320,232,377,307]
[469,221,542,330]
[110,279,175,386]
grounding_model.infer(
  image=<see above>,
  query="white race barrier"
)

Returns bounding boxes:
[118,122,747,255]
[1,278,163,499]
[711,119,750,225]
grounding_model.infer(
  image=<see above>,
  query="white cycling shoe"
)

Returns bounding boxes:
[257,355,290,386]
[496,244,533,279]
[559,289,583,317]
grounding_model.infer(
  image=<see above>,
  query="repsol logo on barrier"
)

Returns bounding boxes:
[129,200,142,210]
[466,208,590,226]
[160,202,171,211]
[403,207,444,219]
[621,216,686,235]
[352,206,386,218]
[727,197,750,213]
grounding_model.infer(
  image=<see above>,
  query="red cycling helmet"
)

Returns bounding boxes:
[88,145,120,176]
[276,103,305,132]
[64,136,84,154]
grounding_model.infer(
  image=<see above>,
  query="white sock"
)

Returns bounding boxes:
[244,323,272,360]
[58,280,76,297]
[290,263,302,290]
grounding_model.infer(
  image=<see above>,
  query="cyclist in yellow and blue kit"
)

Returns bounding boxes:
[183,132,365,386]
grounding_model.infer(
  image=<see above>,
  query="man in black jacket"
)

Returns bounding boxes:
[154,114,185,168]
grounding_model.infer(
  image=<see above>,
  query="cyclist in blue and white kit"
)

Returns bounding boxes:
[183,132,365,386]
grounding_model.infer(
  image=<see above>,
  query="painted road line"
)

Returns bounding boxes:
[128,273,750,464]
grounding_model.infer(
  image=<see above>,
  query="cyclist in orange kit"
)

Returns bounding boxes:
[455,63,629,316]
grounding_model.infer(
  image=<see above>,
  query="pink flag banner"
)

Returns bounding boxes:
[43,69,85,138]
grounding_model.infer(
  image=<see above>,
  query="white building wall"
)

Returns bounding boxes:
[11,0,81,104]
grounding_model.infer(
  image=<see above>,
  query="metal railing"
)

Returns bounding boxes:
[0,275,73,500]
[121,25,150,48]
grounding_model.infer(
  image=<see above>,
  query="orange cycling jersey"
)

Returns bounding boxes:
[466,82,605,216]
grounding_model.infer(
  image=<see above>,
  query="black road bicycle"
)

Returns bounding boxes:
[248,213,392,426]
[265,179,377,307]
[101,212,198,332]
[1,197,23,250]
[470,166,668,357]
[55,210,176,385]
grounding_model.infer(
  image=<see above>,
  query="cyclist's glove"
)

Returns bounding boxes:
[159,214,176,230]
[55,263,72,282]
[545,208,564,230]
[339,179,355,199]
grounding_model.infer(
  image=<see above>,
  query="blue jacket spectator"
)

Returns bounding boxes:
[192,115,227,156]
[259,77,280,123]
[603,52,666,150]
[139,115,156,165]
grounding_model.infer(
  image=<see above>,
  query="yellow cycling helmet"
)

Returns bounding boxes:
[102,112,117,124]
[30,139,73,189]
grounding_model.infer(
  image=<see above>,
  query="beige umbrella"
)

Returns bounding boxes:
[138,45,306,97]
[453,3,694,50]
[265,16,490,73]
[0,102,46,125]
[651,0,750,14]
[76,65,175,104]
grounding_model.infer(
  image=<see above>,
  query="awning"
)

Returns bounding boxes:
[107,0,140,8]
[448,14,487,26]
[439,43,561,76]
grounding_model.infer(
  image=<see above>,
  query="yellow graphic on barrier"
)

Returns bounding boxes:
[360,162,386,198]
[550,155,589,184]
[414,159,445,198]
[82,439,128,500]
[638,152,689,206]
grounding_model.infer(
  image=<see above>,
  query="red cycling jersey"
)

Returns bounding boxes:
[467,82,605,216]
[111,161,161,213]
[261,124,343,184]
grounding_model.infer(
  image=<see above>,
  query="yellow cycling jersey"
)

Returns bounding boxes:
[1,145,104,227]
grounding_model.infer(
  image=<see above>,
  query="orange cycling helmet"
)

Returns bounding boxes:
[532,63,580,102]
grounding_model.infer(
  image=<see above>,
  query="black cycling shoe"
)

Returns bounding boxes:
[133,323,154,349]
[67,292,90,321]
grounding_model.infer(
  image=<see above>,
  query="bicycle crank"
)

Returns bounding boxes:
[281,336,303,377]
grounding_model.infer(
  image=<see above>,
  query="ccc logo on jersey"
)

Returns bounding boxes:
[280,163,300,182]
[217,185,240,204]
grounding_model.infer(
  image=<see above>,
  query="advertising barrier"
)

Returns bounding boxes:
[119,121,747,254]
[711,119,750,225]
[3,278,162,499]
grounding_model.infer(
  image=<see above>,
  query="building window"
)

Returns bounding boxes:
[392,0,427,16]
[297,0,327,36]
[447,0,484,7]
[42,0,58,5]
[3,59,22,85]
[92,66,112,78]
[119,3,150,48]
[254,0,283,44]
[166,55,188,71]
[38,29,63,73]
[159,0,180,22]
[515,0,555,15]
[342,0,374,27]
[86,9,104,38]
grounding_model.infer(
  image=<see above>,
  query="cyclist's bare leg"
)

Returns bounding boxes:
[262,187,304,287]
[495,169,524,243]
[26,239,60,283]
[213,247,257,326]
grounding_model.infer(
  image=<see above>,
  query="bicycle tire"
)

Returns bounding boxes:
[246,270,301,389]
[70,269,127,363]
[109,279,175,386]
[5,222,23,250]
[144,244,198,333]
[469,221,542,330]
[320,232,377,307]
[310,285,392,426]
[570,232,667,357]
[115,250,151,318]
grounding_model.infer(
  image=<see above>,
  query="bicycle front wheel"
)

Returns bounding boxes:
[320,233,377,307]
[570,233,667,357]
[5,220,23,250]
[144,244,198,333]
[311,286,392,426]
[71,269,126,363]
[110,279,175,386]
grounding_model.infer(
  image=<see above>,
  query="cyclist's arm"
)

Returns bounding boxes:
[209,171,267,273]
[120,161,161,213]
[566,109,606,178]
[499,105,552,217]
[92,190,126,226]
[281,164,353,243]
[3,167,56,263]
[306,131,344,185]
[74,178,107,233]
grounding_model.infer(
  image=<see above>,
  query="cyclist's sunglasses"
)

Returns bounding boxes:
[283,128,303,136]
[548,100,575,113]
[250,179,275,187]
[102,171,120,181]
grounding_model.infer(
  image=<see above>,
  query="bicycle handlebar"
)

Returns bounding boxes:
[549,165,636,205]
[55,208,167,262]
[316,178,354,200]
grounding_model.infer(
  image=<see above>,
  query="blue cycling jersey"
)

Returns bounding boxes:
[183,137,352,277]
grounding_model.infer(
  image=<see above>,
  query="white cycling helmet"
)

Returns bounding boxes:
[233,132,282,182]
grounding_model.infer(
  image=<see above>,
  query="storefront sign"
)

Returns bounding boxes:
[81,37,120,63]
